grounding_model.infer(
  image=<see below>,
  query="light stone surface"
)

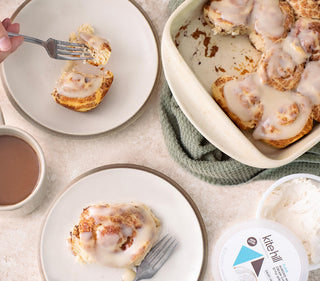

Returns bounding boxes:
[0,0,319,280]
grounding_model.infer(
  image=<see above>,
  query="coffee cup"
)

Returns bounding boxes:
[0,108,46,215]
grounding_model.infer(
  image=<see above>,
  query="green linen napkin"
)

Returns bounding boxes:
[159,0,320,185]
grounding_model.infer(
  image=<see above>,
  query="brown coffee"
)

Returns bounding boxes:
[0,135,40,205]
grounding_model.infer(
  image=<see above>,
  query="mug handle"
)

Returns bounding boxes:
[0,106,4,125]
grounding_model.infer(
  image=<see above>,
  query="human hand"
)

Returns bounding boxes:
[0,18,23,63]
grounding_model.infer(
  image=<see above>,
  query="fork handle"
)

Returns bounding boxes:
[8,32,44,46]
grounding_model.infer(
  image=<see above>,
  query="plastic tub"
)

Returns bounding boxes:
[256,173,320,271]
[212,219,309,281]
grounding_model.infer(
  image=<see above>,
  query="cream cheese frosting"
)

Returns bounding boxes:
[260,177,320,264]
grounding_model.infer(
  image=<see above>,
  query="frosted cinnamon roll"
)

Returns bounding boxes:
[68,202,161,268]
[249,0,295,52]
[212,75,263,130]
[292,17,320,61]
[203,0,253,35]
[253,91,313,148]
[213,73,313,148]
[297,61,320,121]
[286,0,320,20]
[52,61,113,112]
[70,23,111,66]
[258,42,306,91]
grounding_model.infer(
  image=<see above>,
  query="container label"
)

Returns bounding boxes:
[219,227,302,281]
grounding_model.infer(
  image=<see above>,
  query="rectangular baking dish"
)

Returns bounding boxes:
[161,0,320,168]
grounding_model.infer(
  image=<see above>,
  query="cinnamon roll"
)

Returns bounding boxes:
[213,73,313,148]
[203,0,253,35]
[68,202,161,268]
[212,75,264,130]
[69,23,112,66]
[253,91,313,148]
[52,61,114,112]
[297,61,320,121]
[292,17,320,61]
[52,24,114,112]
[258,43,306,91]
[286,0,320,20]
[249,0,295,52]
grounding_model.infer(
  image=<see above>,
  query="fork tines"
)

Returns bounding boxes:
[56,40,93,60]
[146,235,178,269]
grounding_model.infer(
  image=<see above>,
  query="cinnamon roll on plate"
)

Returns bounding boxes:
[69,24,112,67]
[51,61,114,112]
[52,24,114,112]
[203,0,253,35]
[68,202,161,268]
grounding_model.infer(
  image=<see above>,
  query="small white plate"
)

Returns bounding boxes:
[40,164,207,281]
[2,0,159,135]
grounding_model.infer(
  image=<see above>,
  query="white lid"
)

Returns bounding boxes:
[211,219,309,281]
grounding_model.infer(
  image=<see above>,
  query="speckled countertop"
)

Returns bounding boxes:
[0,0,319,281]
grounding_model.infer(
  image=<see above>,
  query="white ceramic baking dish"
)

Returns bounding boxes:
[161,0,320,168]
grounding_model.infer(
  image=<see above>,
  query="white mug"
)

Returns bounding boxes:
[0,108,46,215]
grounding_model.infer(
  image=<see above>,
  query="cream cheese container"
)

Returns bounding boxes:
[212,173,320,280]
[256,173,320,271]
[212,220,309,281]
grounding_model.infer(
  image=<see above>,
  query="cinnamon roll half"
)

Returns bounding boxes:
[52,61,113,112]
[69,23,111,66]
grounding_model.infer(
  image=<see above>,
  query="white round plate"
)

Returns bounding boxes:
[40,164,207,281]
[2,0,158,135]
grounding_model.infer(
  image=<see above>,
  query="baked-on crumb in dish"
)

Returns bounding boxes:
[68,202,161,281]
[51,24,113,112]
[204,0,320,148]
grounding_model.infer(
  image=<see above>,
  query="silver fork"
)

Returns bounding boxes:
[133,234,178,281]
[8,31,93,61]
